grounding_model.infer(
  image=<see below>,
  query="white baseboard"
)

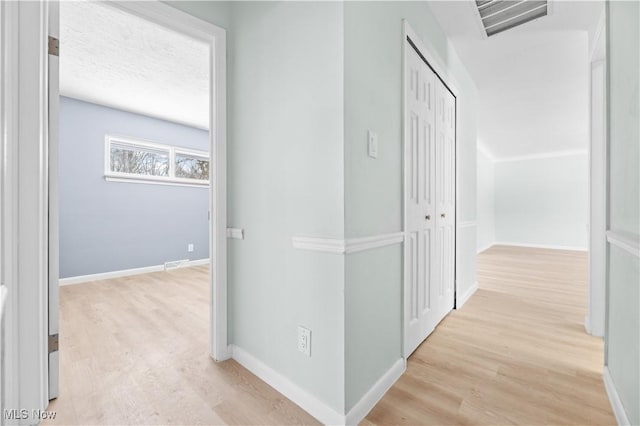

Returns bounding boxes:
[494,242,588,252]
[603,366,631,426]
[59,258,210,286]
[456,282,478,309]
[477,243,494,254]
[345,358,406,425]
[228,345,345,425]
[584,315,592,335]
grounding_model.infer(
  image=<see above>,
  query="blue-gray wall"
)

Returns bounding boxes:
[59,96,209,278]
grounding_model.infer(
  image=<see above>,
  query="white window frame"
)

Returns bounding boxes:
[104,134,210,187]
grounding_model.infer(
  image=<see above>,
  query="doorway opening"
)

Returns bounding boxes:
[46,0,228,409]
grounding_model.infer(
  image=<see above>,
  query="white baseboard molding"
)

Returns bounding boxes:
[584,315,592,335]
[456,282,478,309]
[59,258,210,286]
[477,243,494,254]
[493,242,588,252]
[345,358,406,425]
[228,344,345,425]
[604,366,631,426]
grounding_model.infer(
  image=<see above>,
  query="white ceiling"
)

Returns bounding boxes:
[60,1,209,130]
[428,0,604,160]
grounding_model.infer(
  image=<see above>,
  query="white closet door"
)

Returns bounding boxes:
[434,78,456,324]
[404,46,438,357]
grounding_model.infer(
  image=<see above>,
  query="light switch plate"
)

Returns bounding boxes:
[368,130,378,159]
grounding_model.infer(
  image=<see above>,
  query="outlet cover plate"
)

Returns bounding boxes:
[297,326,311,357]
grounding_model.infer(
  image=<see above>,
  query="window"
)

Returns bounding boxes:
[105,135,209,186]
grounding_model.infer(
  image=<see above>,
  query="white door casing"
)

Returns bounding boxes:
[588,59,606,337]
[404,39,457,357]
[48,0,60,400]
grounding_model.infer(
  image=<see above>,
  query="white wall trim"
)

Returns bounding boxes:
[477,142,496,162]
[292,232,404,255]
[226,227,244,240]
[456,282,478,309]
[590,8,606,62]
[603,366,631,426]
[493,149,588,163]
[345,358,406,426]
[494,242,588,252]
[458,221,476,229]
[292,236,346,254]
[229,344,346,426]
[584,315,592,335]
[606,230,640,258]
[59,258,210,286]
[346,232,404,254]
[477,243,494,254]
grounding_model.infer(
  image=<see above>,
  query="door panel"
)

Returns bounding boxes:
[405,45,437,356]
[435,78,456,323]
[405,41,457,357]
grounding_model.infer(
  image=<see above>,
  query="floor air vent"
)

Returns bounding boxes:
[164,259,189,270]
[476,0,548,37]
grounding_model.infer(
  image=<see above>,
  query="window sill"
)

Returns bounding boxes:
[104,174,209,188]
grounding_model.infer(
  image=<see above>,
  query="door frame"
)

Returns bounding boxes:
[402,21,462,358]
[95,0,229,363]
[0,0,228,410]
[586,10,606,338]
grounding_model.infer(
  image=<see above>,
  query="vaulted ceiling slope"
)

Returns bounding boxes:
[428,1,604,160]
[60,1,209,130]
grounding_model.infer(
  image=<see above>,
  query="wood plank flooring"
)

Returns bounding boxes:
[365,245,615,425]
[45,246,615,425]
[44,266,318,425]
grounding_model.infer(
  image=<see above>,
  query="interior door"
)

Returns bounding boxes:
[48,0,60,400]
[434,78,456,323]
[404,45,438,357]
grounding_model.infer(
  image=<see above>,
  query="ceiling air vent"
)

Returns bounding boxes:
[476,0,548,37]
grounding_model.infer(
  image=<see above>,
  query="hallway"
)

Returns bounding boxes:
[44,247,616,425]
[366,246,615,425]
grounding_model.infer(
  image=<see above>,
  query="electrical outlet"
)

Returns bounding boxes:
[187,243,194,252]
[297,326,311,357]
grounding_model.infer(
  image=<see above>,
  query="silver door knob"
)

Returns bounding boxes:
[440,213,446,218]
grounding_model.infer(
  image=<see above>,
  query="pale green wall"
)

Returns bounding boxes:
[607,246,639,424]
[228,2,346,413]
[168,1,347,413]
[606,1,640,425]
[343,1,478,411]
[164,1,231,29]
[165,1,479,416]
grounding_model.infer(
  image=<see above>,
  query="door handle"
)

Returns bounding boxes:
[440,213,446,218]
[425,215,430,220]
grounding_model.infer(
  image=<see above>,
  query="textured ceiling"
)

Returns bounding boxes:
[428,0,604,160]
[60,1,209,129]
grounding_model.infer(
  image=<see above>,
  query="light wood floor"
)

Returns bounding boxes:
[365,245,615,425]
[46,246,615,425]
[44,266,319,425]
